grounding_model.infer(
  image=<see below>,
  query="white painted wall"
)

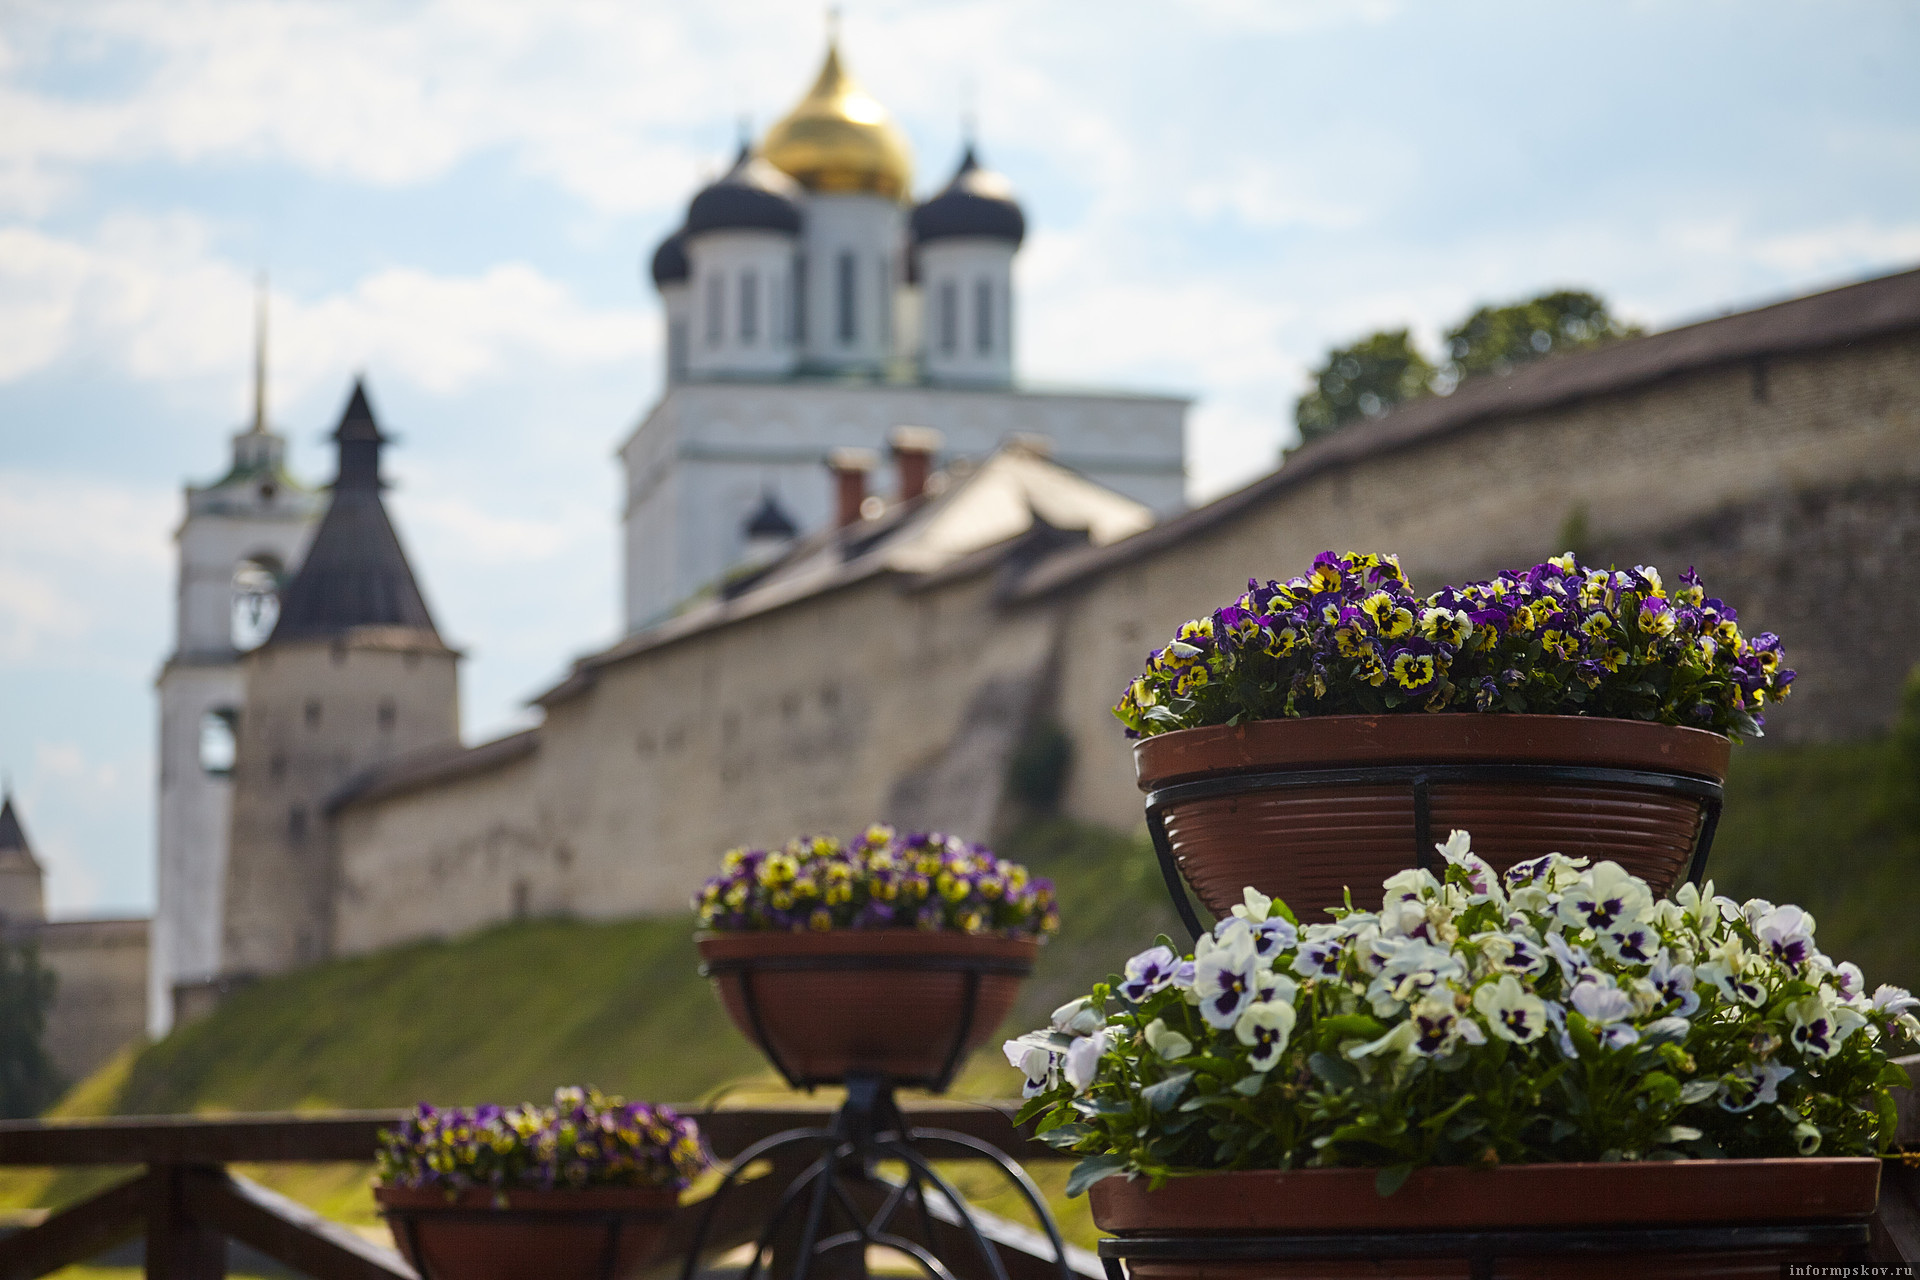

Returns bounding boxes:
[919,239,1016,386]
[687,229,799,380]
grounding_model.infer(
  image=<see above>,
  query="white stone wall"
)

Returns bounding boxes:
[619,381,1188,630]
[919,239,1015,386]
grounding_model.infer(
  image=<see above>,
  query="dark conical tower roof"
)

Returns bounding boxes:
[269,379,440,643]
[0,794,33,862]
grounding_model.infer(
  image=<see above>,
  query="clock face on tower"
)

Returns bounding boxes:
[230,555,283,652]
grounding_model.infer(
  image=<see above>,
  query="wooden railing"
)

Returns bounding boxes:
[0,1105,1092,1280]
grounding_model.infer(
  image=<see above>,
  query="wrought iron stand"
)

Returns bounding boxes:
[679,1072,1072,1280]
[1143,761,1724,942]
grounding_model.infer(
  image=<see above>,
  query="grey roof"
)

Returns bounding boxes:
[1013,263,1920,600]
[269,380,441,644]
[651,227,689,286]
[0,795,32,859]
[911,145,1026,247]
[327,729,537,814]
[744,490,800,539]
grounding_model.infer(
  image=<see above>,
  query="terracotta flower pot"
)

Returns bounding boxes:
[1090,1159,1880,1279]
[1135,714,1730,926]
[697,930,1038,1091]
[374,1185,677,1280]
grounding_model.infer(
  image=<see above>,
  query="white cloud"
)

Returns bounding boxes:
[0,217,654,397]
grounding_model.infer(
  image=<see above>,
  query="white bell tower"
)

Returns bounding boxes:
[150,283,323,1035]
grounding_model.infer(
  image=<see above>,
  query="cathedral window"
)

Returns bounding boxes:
[740,269,758,343]
[975,278,993,354]
[878,257,891,348]
[668,319,688,380]
[304,700,321,729]
[794,255,807,344]
[378,699,396,731]
[939,281,958,355]
[199,708,238,777]
[230,555,283,652]
[705,273,724,347]
[836,251,857,344]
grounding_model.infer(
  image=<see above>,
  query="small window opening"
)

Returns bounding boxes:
[975,278,993,354]
[304,700,321,729]
[199,708,239,776]
[377,699,396,730]
[740,269,758,343]
[705,273,724,347]
[512,879,531,921]
[794,255,808,344]
[269,753,286,783]
[289,805,307,840]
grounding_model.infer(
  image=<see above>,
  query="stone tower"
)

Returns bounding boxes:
[151,291,322,1034]
[0,792,46,926]
[220,380,459,979]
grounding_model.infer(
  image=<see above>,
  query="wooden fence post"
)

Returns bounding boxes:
[145,1164,227,1280]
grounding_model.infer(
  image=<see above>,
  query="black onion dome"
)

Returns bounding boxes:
[910,145,1025,246]
[744,490,799,540]
[650,227,689,286]
[686,145,804,237]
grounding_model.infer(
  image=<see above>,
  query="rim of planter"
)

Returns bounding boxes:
[1135,713,1731,792]
[694,930,1042,962]
[1088,1157,1880,1233]
[374,1185,680,1213]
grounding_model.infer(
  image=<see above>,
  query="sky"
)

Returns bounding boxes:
[1,0,1916,916]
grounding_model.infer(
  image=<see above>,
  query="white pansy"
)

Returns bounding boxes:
[1784,994,1867,1059]
[1755,904,1818,968]
[1143,1018,1192,1061]
[1230,886,1273,922]
[1473,974,1547,1044]
[1557,861,1653,934]
[1063,1030,1110,1093]
[1051,996,1105,1036]
[1192,930,1259,1030]
[1234,1000,1297,1070]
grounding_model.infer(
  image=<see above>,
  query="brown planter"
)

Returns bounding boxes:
[697,930,1037,1091]
[1090,1159,1879,1279]
[1135,714,1730,926]
[374,1185,677,1280]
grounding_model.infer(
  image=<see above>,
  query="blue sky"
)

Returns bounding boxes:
[1,0,1916,916]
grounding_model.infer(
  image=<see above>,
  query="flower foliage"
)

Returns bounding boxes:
[1113,551,1792,741]
[1008,833,1917,1196]
[375,1087,707,1193]
[693,824,1058,937]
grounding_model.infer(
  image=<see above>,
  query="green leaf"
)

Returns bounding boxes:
[1308,1051,1363,1089]
[1232,1072,1268,1097]
[1316,1015,1388,1042]
[1039,1123,1095,1149]
[1065,1154,1131,1198]
[1142,1071,1194,1113]
[1374,1163,1414,1197]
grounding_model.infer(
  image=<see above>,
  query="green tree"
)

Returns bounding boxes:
[0,939,61,1118]
[1442,289,1642,384]
[1294,329,1437,446]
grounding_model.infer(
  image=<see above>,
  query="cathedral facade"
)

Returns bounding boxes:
[622,39,1188,629]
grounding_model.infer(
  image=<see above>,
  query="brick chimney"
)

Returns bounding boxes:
[828,447,879,528]
[889,426,944,503]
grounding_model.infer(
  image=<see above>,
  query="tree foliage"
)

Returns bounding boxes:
[0,938,61,1118]
[1293,289,1642,447]
[1294,329,1436,446]
[1442,289,1643,383]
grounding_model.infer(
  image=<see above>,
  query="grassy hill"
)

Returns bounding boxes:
[5,722,1916,1269]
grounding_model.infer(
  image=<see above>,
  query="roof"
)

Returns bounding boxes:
[327,729,538,814]
[269,380,442,644]
[685,146,804,237]
[1013,263,1920,600]
[535,442,1153,708]
[651,227,689,287]
[744,490,800,540]
[911,145,1025,247]
[0,794,38,873]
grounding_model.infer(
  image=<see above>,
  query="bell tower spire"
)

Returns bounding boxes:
[250,273,269,436]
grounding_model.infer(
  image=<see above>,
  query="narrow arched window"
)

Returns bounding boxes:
[836,251,857,344]
[975,278,993,354]
[793,255,807,344]
[231,555,283,651]
[740,269,758,343]
[939,281,958,355]
[705,272,724,347]
[199,708,238,776]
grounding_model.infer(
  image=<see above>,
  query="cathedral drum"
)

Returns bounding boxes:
[1135,713,1729,935]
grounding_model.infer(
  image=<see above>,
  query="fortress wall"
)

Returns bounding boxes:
[1052,331,1920,832]
[32,918,148,1083]
[332,567,1060,948]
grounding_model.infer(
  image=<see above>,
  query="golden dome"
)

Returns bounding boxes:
[761,41,913,200]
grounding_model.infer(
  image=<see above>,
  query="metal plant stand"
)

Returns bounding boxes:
[1143,762,1724,942]
[1097,1221,1870,1280]
[679,1072,1072,1280]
